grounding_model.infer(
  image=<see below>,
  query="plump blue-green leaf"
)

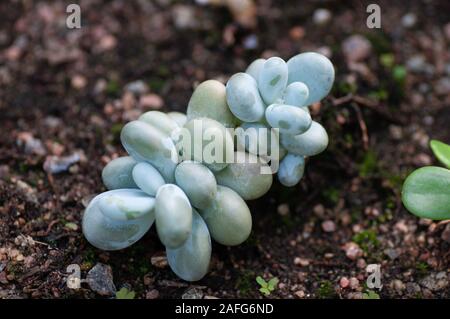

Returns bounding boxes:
[430,139,450,169]
[82,189,155,251]
[402,166,450,220]
[166,210,211,281]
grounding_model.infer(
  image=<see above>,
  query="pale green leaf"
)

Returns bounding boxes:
[430,140,450,169]
[116,287,136,299]
[64,222,78,231]
[256,276,267,288]
[268,277,279,290]
[402,166,450,220]
[259,287,270,296]
[363,290,380,299]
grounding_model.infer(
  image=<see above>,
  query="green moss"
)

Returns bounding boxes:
[322,187,340,204]
[235,270,255,297]
[368,89,388,101]
[365,31,391,54]
[18,162,29,173]
[385,196,396,209]
[350,208,363,222]
[344,133,354,146]
[111,123,124,143]
[335,81,357,95]
[358,150,378,177]
[280,215,296,230]
[352,229,379,253]
[125,245,151,277]
[415,262,429,277]
[317,280,336,298]
[385,172,405,189]
[106,79,120,96]
[392,65,407,86]
[205,31,222,46]
[244,232,260,247]
[148,78,165,92]
[137,263,150,276]
[6,263,21,276]
[380,53,395,69]
[157,65,170,77]
[83,247,97,266]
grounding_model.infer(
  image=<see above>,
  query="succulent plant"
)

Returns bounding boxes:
[82,52,335,281]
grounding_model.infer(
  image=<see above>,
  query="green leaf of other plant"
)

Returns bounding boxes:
[116,287,136,299]
[268,277,279,291]
[259,287,270,296]
[392,65,407,84]
[363,290,380,299]
[256,276,267,288]
[430,139,450,169]
[256,276,278,296]
[402,166,450,220]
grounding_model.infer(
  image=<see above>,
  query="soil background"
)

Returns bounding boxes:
[0,0,449,299]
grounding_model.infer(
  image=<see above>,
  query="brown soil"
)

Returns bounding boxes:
[0,0,449,299]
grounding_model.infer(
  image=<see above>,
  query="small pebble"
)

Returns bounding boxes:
[313,8,331,26]
[435,77,450,95]
[125,80,149,96]
[289,26,305,40]
[413,153,432,166]
[321,220,336,233]
[356,258,367,269]
[441,224,450,243]
[17,132,46,156]
[349,277,359,290]
[146,289,159,299]
[316,46,332,58]
[343,242,363,260]
[151,255,168,268]
[401,13,417,28]
[420,272,449,291]
[182,287,204,299]
[389,125,403,140]
[394,220,409,233]
[393,279,406,292]
[384,248,400,260]
[139,94,164,109]
[71,75,87,89]
[294,257,310,267]
[340,277,349,288]
[445,23,450,40]
[243,34,258,50]
[342,35,372,62]
[172,5,197,30]
[277,204,290,216]
[406,55,427,73]
[313,204,325,217]
[43,152,82,174]
[86,263,116,296]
